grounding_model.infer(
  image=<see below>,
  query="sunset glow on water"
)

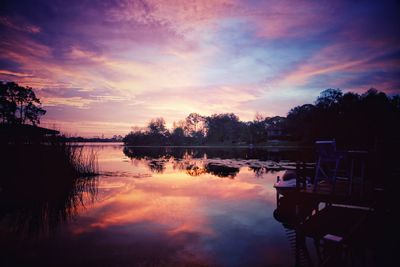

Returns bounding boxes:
[2,144,299,266]
[68,145,290,266]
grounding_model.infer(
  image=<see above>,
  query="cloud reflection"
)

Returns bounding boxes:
[66,155,285,265]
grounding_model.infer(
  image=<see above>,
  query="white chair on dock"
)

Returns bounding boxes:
[313,141,343,193]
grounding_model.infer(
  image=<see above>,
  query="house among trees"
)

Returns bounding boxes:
[266,124,286,139]
[265,116,288,140]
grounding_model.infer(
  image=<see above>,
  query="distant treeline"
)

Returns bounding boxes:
[124,88,400,149]
[63,135,124,143]
[124,112,287,146]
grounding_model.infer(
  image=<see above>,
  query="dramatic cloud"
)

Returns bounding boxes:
[0,0,399,136]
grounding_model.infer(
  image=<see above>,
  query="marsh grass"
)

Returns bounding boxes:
[58,142,99,177]
[0,140,99,237]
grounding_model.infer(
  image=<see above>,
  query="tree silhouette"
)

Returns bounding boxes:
[205,113,244,144]
[170,127,185,145]
[0,81,46,125]
[315,88,343,109]
[148,117,167,136]
[184,113,205,134]
[286,88,400,148]
[248,114,267,144]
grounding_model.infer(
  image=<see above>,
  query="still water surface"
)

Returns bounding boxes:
[2,144,316,267]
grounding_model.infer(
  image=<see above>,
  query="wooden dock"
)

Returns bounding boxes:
[297,179,382,207]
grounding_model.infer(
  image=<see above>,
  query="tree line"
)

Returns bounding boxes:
[124,88,400,148]
[2,81,399,148]
[286,88,400,148]
[123,112,287,146]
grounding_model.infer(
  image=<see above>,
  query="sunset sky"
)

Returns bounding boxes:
[1,0,399,136]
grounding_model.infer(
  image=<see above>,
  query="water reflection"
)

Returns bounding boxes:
[0,145,315,266]
[274,184,388,266]
[123,146,314,161]
[204,163,240,178]
[274,192,319,267]
[0,144,98,238]
[123,146,313,178]
[1,144,390,266]
[0,172,97,238]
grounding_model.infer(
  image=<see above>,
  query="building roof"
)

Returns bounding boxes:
[0,124,59,137]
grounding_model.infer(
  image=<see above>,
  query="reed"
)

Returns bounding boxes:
[53,141,99,177]
[0,140,99,237]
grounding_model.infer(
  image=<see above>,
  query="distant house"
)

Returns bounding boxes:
[265,116,289,140]
[0,124,59,143]
[267,125,285,139]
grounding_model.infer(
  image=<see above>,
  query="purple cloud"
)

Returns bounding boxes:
[0,0,399,136]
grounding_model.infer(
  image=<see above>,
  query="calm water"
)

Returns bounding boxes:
[1,144,316,267]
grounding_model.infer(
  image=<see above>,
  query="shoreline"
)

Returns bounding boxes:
[121,144,311,149]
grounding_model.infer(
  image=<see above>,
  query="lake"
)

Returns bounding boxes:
[1,144,320,266]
